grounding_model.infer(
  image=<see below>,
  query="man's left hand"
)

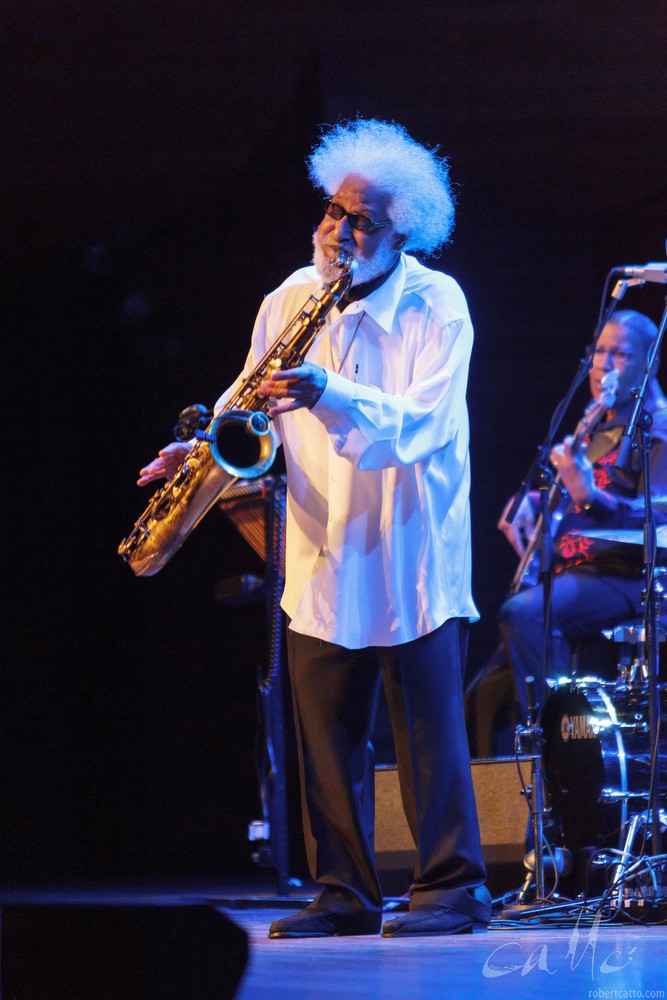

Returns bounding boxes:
[257,362,328,414]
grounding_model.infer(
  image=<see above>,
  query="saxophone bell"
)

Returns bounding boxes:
[204,408,277,479]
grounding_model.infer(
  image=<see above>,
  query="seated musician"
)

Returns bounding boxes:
[498,309,667,719]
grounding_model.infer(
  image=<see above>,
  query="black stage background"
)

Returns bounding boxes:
[3,1,666,885]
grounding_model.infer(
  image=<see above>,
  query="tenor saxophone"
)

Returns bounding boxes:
[119,254,358,577]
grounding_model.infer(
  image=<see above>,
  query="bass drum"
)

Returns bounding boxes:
[541,679,666,853]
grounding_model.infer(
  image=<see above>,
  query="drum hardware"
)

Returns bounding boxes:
[617,809,667,868]
[598,576,666,873]
[602,614,666,691]
[575,503,667,861]
[571,524,667,547]
[604,809,667,913]
[646,495,667,512]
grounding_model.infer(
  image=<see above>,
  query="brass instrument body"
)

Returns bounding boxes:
[119,255,358,576]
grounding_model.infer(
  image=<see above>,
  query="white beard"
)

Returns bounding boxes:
[312,232,399,286]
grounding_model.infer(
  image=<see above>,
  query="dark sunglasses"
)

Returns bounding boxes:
[323,198,391,234]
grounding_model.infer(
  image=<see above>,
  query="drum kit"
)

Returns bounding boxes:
[531,521,667,894]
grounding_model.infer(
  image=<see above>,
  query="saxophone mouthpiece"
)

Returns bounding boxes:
[335,252,358,274]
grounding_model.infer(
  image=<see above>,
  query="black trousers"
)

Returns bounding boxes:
[286,617,487,914]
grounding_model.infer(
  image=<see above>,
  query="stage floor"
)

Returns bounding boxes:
[1,879,665,999]
[228,898,667,1000]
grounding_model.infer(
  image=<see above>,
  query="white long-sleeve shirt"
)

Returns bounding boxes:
[216,253,478,648]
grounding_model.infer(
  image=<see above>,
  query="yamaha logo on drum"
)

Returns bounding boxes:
[559,713,597,741]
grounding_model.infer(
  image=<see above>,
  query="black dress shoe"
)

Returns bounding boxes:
[269,903,382,939]
[381,903,489,937]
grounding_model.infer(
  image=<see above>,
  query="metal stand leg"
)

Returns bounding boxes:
[609,809,667,911]
[503,678,552,915]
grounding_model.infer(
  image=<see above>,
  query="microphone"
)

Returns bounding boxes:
[173,403,212,441]
[612,263,667,284]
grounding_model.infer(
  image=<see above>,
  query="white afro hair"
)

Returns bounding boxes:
[307,118,455,255]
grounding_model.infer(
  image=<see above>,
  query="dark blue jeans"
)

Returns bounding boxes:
[498,571,645,719]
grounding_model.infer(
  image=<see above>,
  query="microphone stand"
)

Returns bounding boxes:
[502,677,574,915]
[525,676,546,902]
[615,295,667,858]
[503,276,635,908]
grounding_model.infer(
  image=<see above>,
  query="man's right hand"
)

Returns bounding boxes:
[138,441,191,486]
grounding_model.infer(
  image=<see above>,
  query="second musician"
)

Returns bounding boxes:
[498,309,667,718]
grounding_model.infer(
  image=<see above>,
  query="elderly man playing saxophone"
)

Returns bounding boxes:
[139,118,490,938]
